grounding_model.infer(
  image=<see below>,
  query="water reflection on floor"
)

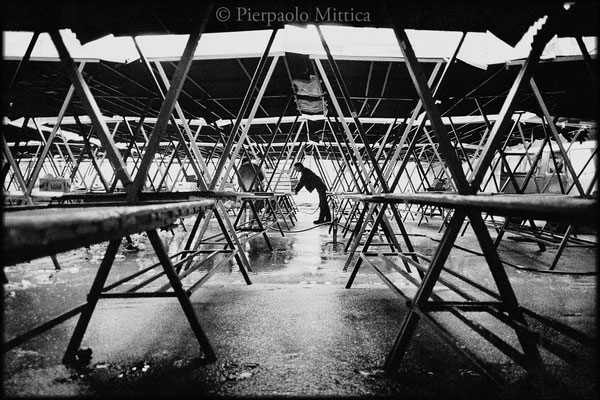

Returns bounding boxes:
[2,206,598,398]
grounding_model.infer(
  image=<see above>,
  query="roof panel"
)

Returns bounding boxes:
[4,0,597,45]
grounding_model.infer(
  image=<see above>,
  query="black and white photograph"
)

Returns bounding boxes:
[2,0,598,398]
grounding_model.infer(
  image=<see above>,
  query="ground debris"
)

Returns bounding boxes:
[458,368,481,377]
[110,361,153,380]
[54,372,84,384]
[355,367,385,378]
[218,360,260,383]
[172,356,207,370]
[173,358,190,369]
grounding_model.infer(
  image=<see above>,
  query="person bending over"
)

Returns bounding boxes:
[293,161,331,224]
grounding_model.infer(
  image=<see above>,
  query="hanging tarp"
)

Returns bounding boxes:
[292,75,327,116]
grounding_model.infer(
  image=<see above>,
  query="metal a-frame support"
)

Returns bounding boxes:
[328,115,404,234]
[378,14,558,385]
[22,65,81,199]
[1,134,33,205]
[54,129,89,190]
[126,15,257,271]
[455,115,543,238]
[488,77,596,270]
[46,7,221,364]
[2,34,42,203]
[87,121,122,191]
[232,100,297,233]
[108,101,154,192]
[32,122,68,180]
[330,54,447,248]
[324,58,447,266]
[51,33,132,189]
[249,98,293,193]
[313,52,415,267]
[181,30,281,268]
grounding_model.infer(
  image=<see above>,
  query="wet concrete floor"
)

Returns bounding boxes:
[2,205,598,399]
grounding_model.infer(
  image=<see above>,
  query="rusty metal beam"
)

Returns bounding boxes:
[3,200,215,266]
[341,192,596,225]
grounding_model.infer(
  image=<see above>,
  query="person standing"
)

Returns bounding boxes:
[293,161,331,224]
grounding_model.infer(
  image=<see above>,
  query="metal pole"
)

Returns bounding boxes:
[50,31,132,189]
[127,5,212,200]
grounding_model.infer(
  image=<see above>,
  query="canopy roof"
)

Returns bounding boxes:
[2,0,598,160]
[3,0,597,45]
[4,25,596,65]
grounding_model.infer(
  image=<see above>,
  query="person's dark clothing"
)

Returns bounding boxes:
[295,167,324,194]
[238,160,265,220]
[316,187,330,222]
[294,166,331,222]
[238,161,265,192]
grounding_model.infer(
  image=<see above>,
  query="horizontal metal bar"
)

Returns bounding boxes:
[102,249,191,292]
[383,251,590,362]
[377,249,501,302]
[192,249,233,254]
[436,266,501,301]
[518,307,596,348]
[126,270,167,293]
[236,231,265,242]
[501,225,597,246]
[124,248,218,293]
[342,193,597,224]
[375,252,413,275]
[499,228,562,247]
[157,250,224,292]
[413,305,506,387]
[369,251,431,262]
[367,252,532,377]
[359,254,412,302]
[398,253,491,303]
[378,253,420,286]
[199,231,226,242]
[488,307,580,364]
[103,263,162,292]
[420,301,507,312]
[187,251,238,293]
[54,190,240,203]
[417,304,528,370]
[99,292,182,298]
[4,200,215,265]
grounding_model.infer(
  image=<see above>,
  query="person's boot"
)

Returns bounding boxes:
[314,213,325,224]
